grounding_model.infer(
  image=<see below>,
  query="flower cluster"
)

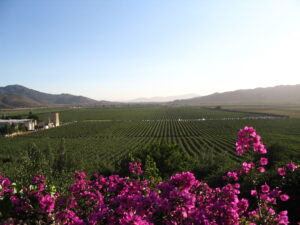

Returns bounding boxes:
[278,162,298,176]
[0,127,299,224]
[247,183,290,224]
[1,172,251,224]
[0,174,57,224]
[129,162,143,175]
[236,126,267,155]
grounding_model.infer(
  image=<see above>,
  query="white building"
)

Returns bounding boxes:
[54,113,60,127]
[0,119,36,131]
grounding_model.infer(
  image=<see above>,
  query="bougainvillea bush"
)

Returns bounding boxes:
[0,127,299,224]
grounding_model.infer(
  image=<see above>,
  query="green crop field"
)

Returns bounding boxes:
[223,104,300,118]
[37,105,273,122]
[1,106,300,180]
[1,105,243,120]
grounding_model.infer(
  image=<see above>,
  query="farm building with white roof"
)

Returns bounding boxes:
[0,119,36,131]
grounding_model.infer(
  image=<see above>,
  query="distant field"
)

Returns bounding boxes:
[44,106,266,122]
[223,104,300,118]
[1,106,300,176]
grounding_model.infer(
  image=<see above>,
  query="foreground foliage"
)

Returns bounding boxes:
[0,127,299,224]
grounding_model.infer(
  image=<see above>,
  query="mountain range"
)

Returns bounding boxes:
[173,84,300,105]
[0,85,100,108]
[1,84,300,109]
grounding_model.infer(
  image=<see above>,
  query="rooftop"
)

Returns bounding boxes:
[0,119,34,123]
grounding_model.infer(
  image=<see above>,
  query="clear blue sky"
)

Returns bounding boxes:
[0,0,300,101]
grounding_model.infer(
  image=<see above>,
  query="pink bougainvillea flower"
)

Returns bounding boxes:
[250,190,257,196]
[261,184,270,193]
[278,168,286,176]
[257,167,265,173]
[286,162,297,171]
[280,194,290,202]
[260,157,268,166]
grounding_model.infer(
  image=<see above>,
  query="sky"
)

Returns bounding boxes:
[0,0,300,101]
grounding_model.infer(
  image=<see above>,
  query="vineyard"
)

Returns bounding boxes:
[1,106,300,177]
[25,105,272,121]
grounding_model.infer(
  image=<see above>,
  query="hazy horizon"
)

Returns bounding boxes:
[1,0,300,101]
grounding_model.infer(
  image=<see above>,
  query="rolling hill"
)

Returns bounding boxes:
[0,85,99,108]
[173,85,300,105]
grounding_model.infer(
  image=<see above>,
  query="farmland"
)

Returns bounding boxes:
[223,104,300,118]
[0,105,280,122]
[1,106,300,178]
